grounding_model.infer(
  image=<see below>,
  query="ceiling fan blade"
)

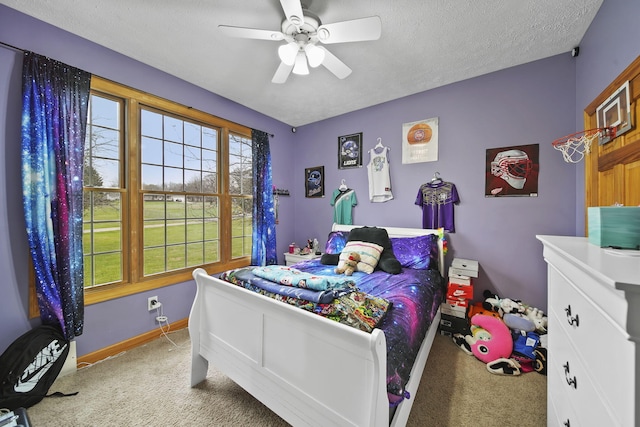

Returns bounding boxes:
[272,61,294,84]
[317,16,382,44]
[218,25,284,41]
[279,0,305,28]
[318,47,352,79]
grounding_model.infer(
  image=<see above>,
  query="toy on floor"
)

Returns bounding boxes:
[335,252,360,276]
[452,314,520,375]
[454,290,549,376]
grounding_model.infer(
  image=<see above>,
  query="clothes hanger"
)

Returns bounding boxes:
[375,137,384,150]
[339,179,348,191]
[431,171,443,184]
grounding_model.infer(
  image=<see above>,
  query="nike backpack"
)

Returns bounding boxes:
[0,325,71,410]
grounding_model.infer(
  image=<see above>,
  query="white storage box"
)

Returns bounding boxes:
[448,273,471,285]
[441,302,467,318]
[450,258,479,278]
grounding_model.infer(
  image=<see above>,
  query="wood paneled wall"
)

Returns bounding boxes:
[584,56,640,229]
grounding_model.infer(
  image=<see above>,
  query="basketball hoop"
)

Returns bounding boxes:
[551,127,616,163]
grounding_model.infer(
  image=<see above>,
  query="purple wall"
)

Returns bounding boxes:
[1,0,637,356]
[294,56,576,312]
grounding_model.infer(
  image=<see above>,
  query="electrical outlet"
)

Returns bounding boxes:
[148,296,161,311]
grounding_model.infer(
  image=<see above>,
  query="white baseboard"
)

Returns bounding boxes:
[59,340,77,377]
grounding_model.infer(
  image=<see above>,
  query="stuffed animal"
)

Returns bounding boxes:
[465,314,513,364]
[524,306,548,334]
[335,252,360,276]
[482,290,526,317]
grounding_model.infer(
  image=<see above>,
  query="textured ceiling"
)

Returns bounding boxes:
[1,0,603,127]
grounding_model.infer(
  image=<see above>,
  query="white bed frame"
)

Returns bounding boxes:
[189,224,444,427]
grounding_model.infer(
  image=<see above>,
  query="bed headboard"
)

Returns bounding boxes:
[331,223,445,277]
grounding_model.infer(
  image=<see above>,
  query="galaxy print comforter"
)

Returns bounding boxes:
[218,258,446,405]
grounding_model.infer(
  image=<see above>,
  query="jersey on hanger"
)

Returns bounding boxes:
[415,181,459,232]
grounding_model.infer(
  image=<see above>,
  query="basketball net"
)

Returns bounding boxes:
[551,127,616,163]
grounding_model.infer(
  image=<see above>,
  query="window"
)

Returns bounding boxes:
[82,77,252,304]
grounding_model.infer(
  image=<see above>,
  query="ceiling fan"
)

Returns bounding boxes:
[218,0,382,83]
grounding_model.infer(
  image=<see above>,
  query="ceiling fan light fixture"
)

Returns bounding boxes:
[292,52,309,75]
[317,27,330,41]
[304,44,325,68]
[278,43,298,66]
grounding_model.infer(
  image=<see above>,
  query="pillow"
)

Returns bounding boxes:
[347,226,401,274]
[391,234,439,270]
[324,231,350,254]
[337,241,383,274]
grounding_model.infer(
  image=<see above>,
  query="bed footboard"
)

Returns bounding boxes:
[189,268,390,427]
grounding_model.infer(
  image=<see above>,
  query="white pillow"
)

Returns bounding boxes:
[337,241,383,274]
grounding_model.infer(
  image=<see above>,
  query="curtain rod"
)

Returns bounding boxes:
[0,40,26,54]
[1,41,276,138]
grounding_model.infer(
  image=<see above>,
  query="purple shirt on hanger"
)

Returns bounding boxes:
[415,181,459,232]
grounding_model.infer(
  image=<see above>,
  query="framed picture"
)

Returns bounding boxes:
[596,80,632,145]
[485,144,539,197]
[305,166,325,198]
[402,117,439,164]
[338,133,363,169]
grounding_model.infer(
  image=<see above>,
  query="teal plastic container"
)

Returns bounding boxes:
[588,207,640,249]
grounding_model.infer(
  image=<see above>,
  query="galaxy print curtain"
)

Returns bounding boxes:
[21,52,91,340]
[251,129,277,266]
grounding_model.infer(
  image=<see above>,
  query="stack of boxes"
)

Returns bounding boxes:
[439,258,479,337]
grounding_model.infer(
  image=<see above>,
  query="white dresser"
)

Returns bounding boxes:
[537,235,640,427]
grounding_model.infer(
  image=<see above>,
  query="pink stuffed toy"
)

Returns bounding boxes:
[464,314,513,364]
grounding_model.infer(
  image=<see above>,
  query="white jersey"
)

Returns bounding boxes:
[367,146,393,202]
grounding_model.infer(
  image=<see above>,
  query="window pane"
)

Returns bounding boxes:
[164,141,183,168]
[184,145,201,170]
[166,219,186,245]
[164,167,183,191]
[185,170,202,193]
[164,116,183,143]
[91,95,119,129]
[184,122,201,147]
[141,136,163,165]
[144,247,166,275]
[84,93,124,289]
[142,164,163,190]
[202,127,217,150]
[167,244,186,270]
[141,109,163,139]
[187,242,204,266]
[205,240,220,263]
[89,158,120,188]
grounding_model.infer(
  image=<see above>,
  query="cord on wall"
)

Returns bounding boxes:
[154,305,180,348]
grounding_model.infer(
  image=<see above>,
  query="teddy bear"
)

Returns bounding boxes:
[335,252,360,276]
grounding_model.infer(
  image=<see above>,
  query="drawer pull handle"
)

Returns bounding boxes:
[563,361,577,389]
[564,305,580,327]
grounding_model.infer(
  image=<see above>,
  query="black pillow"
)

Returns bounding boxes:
[321,226,401,274]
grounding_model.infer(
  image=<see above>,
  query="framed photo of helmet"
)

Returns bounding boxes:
[338,133,363,169]
[305,166,325,198]
[485,144,539,197]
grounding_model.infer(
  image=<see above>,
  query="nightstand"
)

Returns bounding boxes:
[284,252,322,266]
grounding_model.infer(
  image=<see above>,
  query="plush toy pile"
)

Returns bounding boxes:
[452,290,548,376]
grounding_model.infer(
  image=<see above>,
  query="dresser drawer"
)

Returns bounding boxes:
[548,313,616,426]
[548,265,635,426]
[547,371,577,427]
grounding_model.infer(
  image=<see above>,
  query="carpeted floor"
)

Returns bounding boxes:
[26,327,546,426]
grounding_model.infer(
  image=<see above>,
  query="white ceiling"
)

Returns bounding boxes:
[1,0,603,127]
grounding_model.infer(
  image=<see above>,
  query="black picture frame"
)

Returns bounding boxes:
[338,133,363,169]
[305,166,325,198]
